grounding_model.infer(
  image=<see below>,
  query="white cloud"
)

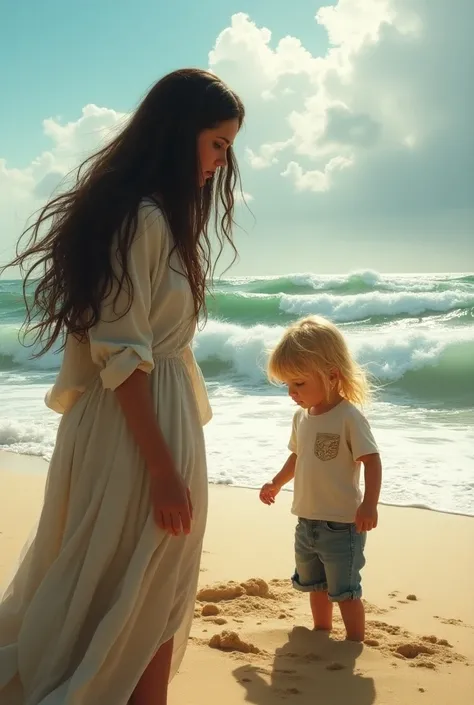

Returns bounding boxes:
[209,0,474,218]
[1,1,472,272]
[245,140,291,169]
[316,0,396,51]
[0,105,124,264]
[208,6,405,194]
[282,155,354,193]
[35,105,125,185]
[209,12,321,98]
[235,190,254,203]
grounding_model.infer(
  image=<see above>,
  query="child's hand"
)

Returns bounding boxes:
[259,482,280,505]
[355,500,378,533]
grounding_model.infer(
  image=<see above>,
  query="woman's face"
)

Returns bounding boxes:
[197,118,240,187]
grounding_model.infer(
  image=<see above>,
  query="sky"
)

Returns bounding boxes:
[1,0,473,277]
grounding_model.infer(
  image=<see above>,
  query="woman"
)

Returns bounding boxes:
[0,68,244,705]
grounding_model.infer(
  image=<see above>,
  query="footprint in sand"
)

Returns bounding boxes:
[396,643,434,659]
[364,619,465,670]
[434,615,472,628]
[209,617,227,625]
[390,591,417,604]
[369,621,402,636]
[326,662,345,671]
[272,688,301,699]
[363,599,388,615]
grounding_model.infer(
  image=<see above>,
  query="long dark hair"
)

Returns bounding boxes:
[4,68,245,356]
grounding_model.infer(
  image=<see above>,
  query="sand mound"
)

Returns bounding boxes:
[195,578,293,620]
[197,583,245,603]
[195,577,467,675]
[209,631,260,654]
[197,578,271,603]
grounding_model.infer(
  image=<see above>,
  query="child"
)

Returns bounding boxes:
[260,316,382,642]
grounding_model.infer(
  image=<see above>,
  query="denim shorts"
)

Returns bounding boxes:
[292,518,366,602]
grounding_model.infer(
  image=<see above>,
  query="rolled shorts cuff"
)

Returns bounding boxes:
[291,573,328,593]
[328,587,363,603]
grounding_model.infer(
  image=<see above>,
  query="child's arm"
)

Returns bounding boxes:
[355,453,382,532]
[259,453,297,505]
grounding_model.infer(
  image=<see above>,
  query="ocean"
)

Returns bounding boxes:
[1,271,473,515]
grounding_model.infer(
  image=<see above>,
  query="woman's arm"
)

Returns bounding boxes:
[115,369,193,536]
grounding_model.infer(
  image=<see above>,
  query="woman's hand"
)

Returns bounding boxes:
[149,467,193,536]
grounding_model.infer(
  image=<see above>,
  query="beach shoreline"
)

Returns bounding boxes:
[1,450,473,703]
[0,448,472,518]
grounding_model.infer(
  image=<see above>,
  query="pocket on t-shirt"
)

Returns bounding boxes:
[314,432,340,461]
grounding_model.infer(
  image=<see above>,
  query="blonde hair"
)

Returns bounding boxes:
[267,316,371,406]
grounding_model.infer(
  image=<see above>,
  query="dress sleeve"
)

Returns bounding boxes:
[89,204,166,391]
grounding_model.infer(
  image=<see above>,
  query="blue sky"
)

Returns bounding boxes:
[1,0,473,276]
[1,0,330,166]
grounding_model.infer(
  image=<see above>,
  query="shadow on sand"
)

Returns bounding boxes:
[233,626,376,705]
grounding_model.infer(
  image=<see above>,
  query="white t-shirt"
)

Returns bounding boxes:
[288,400,379,522]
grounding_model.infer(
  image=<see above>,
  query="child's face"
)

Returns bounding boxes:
[285,373,329,410]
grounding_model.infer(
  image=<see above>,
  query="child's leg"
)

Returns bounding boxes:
[292,519,329,628]
[318,521,367,641]
[310,591,333,631]
[338,598,365,641]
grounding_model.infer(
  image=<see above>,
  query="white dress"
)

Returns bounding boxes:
[0,200,212,705]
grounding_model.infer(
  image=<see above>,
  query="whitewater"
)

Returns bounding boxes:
[1,270,473,515]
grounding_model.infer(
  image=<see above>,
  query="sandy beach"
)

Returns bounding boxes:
[1,450,473,704]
